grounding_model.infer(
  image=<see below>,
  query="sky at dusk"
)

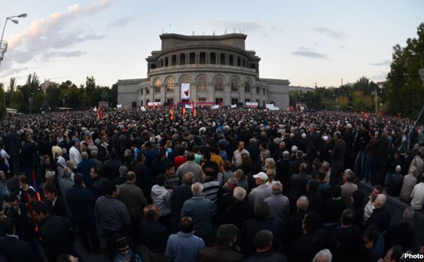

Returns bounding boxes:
[0,0,423,88]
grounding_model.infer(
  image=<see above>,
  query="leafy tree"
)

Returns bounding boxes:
[0,101,6,119]
[338,96,349,111]
[46,83,61,108]
[10,90,25,112]
[386,23,424,118]
[352,91,373,112]
[34,93,46,114]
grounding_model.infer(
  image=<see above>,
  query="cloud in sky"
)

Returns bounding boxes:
[291,49,329,60]
[0,0,113,76]
[107,16,136,28]
[214,18,265,34]
[313,26,347,40]
[371,60,392,66]
[371,71,388,81]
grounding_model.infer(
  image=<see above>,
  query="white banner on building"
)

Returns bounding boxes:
[266,104,274,110]
[246,102,258,108]
[181,83,190,99]
[147,102,161,106]
[231,104,237,108]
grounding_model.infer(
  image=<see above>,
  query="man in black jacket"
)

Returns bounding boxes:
[374,131,390,186]
[384,207,414,252]
[224,187,254,230]
[170,172,194,232]
[140,205,169,255]
[365,194,391,233]
[331,209,361,262]
[67,173,101,254]
[32,201,75,262]
[5,126,20,176]
[0,218,38,262]
[44,184,66,217]
[103,151,122,180]
[242,230,286,262]
[237,203,281,256]
[293,211,339,262]
[330,131,346,187]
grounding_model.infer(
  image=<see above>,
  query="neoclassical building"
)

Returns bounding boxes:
[117,33,290,108]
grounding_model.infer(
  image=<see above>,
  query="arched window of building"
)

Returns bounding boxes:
[197,77,207,92]
[165,57,169,67]
[154,79,161,93]
[166,78,175,92]
[215,77,224,91]
[146,87,150,94]
[231,78,239,92]
[181,76,190,83]
[245,81,251,93]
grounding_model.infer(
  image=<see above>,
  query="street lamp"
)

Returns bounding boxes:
[0,13,27,67]
[29,92,34,114]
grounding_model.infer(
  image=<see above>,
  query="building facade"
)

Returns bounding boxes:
[117,33,290,109]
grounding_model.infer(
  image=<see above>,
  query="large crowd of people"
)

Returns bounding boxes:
[0,107,423,262]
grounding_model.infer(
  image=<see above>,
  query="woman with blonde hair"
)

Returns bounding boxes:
[265,158,276,172]
[266,169,278,186]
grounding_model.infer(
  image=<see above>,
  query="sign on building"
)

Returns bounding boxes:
[181,83,190,99]
[246,102,258,108]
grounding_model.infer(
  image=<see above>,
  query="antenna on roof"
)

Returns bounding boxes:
[192,31,195,35]
[213,31,215,36]
[225,29,227,34]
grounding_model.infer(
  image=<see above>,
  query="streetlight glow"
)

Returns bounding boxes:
[0,13,27,68]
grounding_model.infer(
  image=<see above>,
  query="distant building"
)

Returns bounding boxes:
[40,79,55,93]
[117,33,290,109]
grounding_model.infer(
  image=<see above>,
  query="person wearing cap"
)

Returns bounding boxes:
[248,172,272,209]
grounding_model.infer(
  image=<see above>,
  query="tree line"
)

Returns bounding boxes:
[0,75,118,116]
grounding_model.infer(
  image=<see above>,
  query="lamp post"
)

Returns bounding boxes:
[375,87,378,114]
[29,92,34,114]
[0,13,27,68]
[62,94,67,107]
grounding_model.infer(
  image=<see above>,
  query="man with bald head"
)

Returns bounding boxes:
[140,205,169,254]
[181,182,215,246]
[224,187,254,229]
[264,182,290,224]
[365,194,391,232]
